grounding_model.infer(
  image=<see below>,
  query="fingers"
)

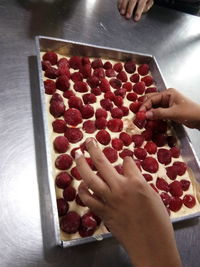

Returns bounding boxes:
[146,107,175,120]
[75,149,110,197]
[134,0,146,21]
[85,138,120,188]
[119,0,129,15]
[140,91,171,111]
[78,182,105,215]
[126,0,137,19]
[122,157,143,180]
[143,0,154,13]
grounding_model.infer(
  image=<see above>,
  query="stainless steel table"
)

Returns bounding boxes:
[0,0,200,266]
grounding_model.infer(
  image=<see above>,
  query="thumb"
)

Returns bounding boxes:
[146,107,174,120]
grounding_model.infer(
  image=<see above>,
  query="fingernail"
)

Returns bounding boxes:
[134,15,139,21]
[75,149,83,159]
[126,13,130,19]
[139,106,146,111]
[146,111,153,119]
[85,137,97,146]
[120,9,125,15]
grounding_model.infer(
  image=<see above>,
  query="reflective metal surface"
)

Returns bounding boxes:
[1,0,200,266]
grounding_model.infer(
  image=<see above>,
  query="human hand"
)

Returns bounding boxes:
[140,88,200,129]
[75,138,181,267]
[118,0,154,21]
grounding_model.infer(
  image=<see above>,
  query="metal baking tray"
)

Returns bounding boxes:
[35,35,200,248]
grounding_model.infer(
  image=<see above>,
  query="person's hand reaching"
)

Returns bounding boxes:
[140,88,200,129]
[118,0,154,21]
[75,137,181,267]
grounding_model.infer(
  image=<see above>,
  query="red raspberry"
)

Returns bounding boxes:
[60,211,81,234]
[63,186,76,201]
[180,179,190,191]
[120,106,129,116]
[154,120,168,134]
[64,128,83,143]
[183,194,196,208]
[122,82,132,91]
[169,181,183,197]
[114,88,126,98]
[104,91,115,100]
[170,147,180,158]
[133,82,146,95]
[41,60,51,71]
[71,72,83,82]
[111,108,123,119]
[57,58,68,68]
[157,148,172,165]
[93,68,105,79]
[152,134,167,147]
[95,108,107,119]
[64,108,82,126]
[99,78,110,92]
[74,81,88,93]
[150,183,159,193]
[127,92,138,101]
[117,71,128,82]
[138,64,149,76]
[124,61,136,74]
[160,192,171,207]
[145,120,158,131]
[76,194,86,207]
[71,167,82,180]
[112,138,123,151]
[143,173,153,182]
[81,105,94,119]
[87,76,100,88]
[130,73,140,83]
[68,96,83,110]
[53,136,69,153]
[119,132,132,146]
[69,56,82,69]
[173,161,187,176]
[136,111,146,122]
[106,68,116,77]
[134,118,146,129]
[156,177,169,192]
[103,61,112,69]
[113,62,123,72]
[95,117,107,129]
[50,101,65,118]
[141,157,159,173]
[138,95,146,102]
[82,213,97,229]
[83,120,96,133]
[166,166,178,180]
[70,147,80,158]
[82,57,90,65]
[45,67,58,79]
[119,149,134,159]
[55,172,72,189]
[145,87,157,93]
[80,63,92,78]
[100,98,113,111]
[115,165,124,174]
[134,148,147,160]
[56,75,70,91]
[79,227,95,238]
[113,95,123,107]
[50,93,63,105]
[107,119,123,132]
[57,65,70,77]
[57,198,69,217]
[103,147,118,163]
[96,130,111,145]
[91,58,103,69]
[167,136,177,147]
[55,154,73,170]
[129,101,142,113]
[144,141,157,154]
[169,197,183,212]
[109,78,122,89]
[42,51,58,65]
[91,87,102,96]
[142,129,153,141]
[52,119,66,133]
[63,90,75,99]
[44,79,56,95]
[82,93,96,104]
[132,134,144,147]
[141,76,153,86]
